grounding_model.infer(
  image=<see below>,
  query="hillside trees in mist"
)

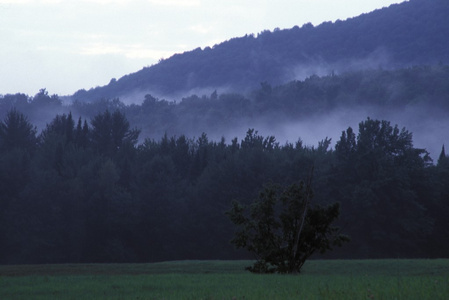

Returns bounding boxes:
[2,65,449,149]
[70,0,449,100]
[0,108,448,263]
[83,65,449,146]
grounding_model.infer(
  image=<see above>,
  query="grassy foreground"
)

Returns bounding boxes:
[0,259,448,299]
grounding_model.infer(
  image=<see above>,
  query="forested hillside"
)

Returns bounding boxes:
[71,0,449,101]
[2,65,448,158]
[0,108,448,264]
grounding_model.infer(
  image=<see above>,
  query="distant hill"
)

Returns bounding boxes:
[71,0,449,102]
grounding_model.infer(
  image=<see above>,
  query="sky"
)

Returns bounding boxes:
[0,0,407,96]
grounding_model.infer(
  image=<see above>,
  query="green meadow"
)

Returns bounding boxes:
[1,260,448,299]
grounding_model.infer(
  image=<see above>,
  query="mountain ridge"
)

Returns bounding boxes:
[71,0,449,102]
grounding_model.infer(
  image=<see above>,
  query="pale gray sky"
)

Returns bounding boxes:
[0,0,406,96]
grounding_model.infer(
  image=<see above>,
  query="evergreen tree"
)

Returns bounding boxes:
[0,109,37,152]
[90,110,140,156]
[437,145,449,167]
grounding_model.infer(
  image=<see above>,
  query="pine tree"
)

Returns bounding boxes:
[438,145,449,167]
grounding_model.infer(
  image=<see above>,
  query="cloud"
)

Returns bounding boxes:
[188,24,214,35]
[0,0,201,6]
[147,0,200,6]
[0,0,62,4]
[0,0,30,3]
[78,42,171,60]
[78,0,134,4]
[0,0,121,3]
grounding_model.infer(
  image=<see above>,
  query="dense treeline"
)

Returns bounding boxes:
[2,0,448,266]
[71,0,449,100]
[0,108,448,264]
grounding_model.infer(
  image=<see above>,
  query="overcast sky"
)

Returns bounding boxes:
[0,0,406,96]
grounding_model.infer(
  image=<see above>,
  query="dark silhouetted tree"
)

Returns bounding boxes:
[227,182,348,273]
[0,109,37,152]
[90,110,140,156]
[438,145,449,167]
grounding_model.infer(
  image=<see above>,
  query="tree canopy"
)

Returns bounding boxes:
[0,108,447,264]
[227,182,349,273]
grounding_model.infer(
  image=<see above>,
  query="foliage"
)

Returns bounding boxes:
[1,0,448,265]
[2,65,449,145]
[227,182,349,273]
[330,118,435,257]
[0,109,37,152]
[0,107,447,263]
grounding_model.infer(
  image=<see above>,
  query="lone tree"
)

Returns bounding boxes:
[227,180,348,274]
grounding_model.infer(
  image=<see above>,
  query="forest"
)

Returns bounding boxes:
[0,104,448,264]
[70,0,449,101]
[2,65,448,158]
[1,0,449,265]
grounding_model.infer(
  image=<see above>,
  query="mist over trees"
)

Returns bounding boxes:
[2,65,448,158]
[0,107,448,264]
[70,0,449,101]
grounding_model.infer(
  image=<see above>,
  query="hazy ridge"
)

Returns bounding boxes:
[71,0,449,102]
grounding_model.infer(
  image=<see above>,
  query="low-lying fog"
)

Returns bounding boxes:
[202,105,447,162]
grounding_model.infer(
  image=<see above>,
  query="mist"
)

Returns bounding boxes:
[95,69,449,162]
[191,105,445,161]
[2,63,447,164]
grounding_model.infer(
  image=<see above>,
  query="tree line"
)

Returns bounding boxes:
[2,65,449,145]
[0,108,448,264]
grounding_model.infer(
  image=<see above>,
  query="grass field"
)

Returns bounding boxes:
[0,259,448,299]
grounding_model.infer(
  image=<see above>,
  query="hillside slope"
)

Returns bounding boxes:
[72,0,449,102]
